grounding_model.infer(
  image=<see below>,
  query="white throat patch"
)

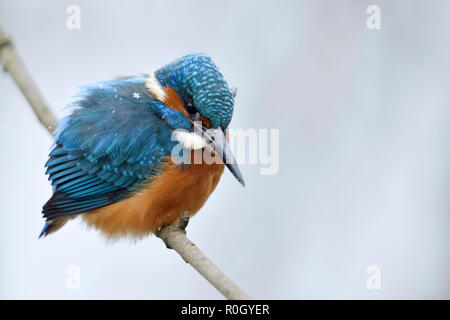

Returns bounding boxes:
[173,130,211,150]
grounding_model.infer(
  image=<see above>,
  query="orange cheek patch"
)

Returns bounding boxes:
[163,86,211,128]
[164,86,189,118]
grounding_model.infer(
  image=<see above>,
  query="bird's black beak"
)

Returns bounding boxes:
[200,126,245,187]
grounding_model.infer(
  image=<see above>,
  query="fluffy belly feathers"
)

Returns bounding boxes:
[82,159,225,239]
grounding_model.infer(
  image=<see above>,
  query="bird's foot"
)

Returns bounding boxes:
[156,211,190,249]
[178,211,190,230]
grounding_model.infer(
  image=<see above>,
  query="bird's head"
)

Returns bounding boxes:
[146,53,244,186]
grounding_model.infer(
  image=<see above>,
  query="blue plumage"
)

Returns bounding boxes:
[42,77,180,224]
[41,53,243,238]
[156,54,235,128]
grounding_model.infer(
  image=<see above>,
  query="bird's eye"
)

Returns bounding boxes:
[184,96,197,115]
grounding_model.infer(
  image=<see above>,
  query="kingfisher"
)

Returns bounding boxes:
[40,53,244,239]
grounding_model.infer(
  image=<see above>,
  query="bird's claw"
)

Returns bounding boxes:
[178,211,190,230]
[156,211,191,250]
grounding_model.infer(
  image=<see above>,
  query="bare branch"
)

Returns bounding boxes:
[0,24,57,132]
[156,212,251,300]
[0,23,251,300]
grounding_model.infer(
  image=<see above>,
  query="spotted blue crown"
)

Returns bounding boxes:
[155,53,235,129]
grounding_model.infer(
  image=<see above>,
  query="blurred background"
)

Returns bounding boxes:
[0,0,449,299]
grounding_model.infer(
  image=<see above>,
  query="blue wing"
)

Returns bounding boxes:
[42,77,190,221]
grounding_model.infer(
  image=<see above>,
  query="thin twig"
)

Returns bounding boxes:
[156,212,251,300]
[0,24,56,132]
[0,22,251,300]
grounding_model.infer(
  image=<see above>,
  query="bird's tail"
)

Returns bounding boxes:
[38,218,71,238]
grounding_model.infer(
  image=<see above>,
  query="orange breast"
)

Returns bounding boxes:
[82,155,225,239]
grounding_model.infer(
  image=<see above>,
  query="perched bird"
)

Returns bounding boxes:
[40,53,244,239]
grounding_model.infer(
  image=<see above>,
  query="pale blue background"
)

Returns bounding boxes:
[0,0,448,299]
